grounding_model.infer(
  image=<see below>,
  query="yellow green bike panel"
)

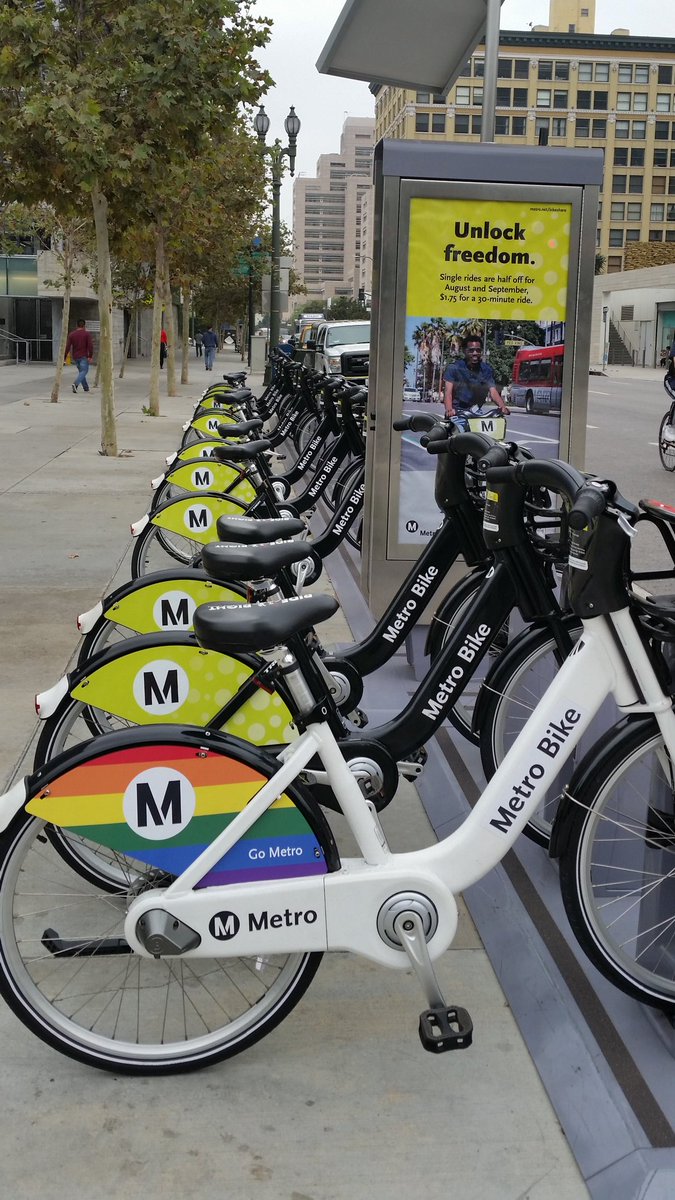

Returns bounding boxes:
[164,460,256,504]
[151,495,248,544]
[103,578,244,635]
[70,644,297,745]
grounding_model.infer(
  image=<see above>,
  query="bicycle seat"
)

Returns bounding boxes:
[202,539,308,582]
[217,515,305,543]
[640,498,675,525]
[222,373,247,384]
[215,418,262,437]
[213,439,271,463]
[194,592,339,652]
[209,388,253,404]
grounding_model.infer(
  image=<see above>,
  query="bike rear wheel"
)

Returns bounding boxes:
[0,803,328,1073]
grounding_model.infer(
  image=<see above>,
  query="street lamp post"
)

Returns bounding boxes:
[253,104,300,360]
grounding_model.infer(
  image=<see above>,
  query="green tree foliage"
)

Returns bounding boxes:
[324,296,371,320]
[0,1,271,450]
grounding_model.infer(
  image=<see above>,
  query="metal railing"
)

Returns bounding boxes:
[0,328,32,364]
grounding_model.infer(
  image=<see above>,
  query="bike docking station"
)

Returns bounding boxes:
[299,139,675,1195]
[361,139,602,616]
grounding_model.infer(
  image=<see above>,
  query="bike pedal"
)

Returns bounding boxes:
[418,1005,473,1053]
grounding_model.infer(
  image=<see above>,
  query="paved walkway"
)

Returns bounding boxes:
[0,349,587,1200]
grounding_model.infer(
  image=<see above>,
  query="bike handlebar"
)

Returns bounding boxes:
[568,483,612,530]
[393,412,440,433]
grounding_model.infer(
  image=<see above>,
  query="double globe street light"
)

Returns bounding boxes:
[253,103,301,358]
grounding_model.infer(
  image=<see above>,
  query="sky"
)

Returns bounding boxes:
[252,0,675,227]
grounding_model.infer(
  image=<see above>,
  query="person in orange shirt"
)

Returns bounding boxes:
[64,319,94,393]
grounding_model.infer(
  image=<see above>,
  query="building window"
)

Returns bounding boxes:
[627,202,642,220]
[473,87,484,104]
[538,61,553,79]
[575,118,590,137]
[610,202,625,219]
[495,115,510,135]
[658,65,673,84]
[471,115,482,135]
[635,65,649,83]
[592,119,606,138]
[667,230,675,241]
[416,91,430,104]
[616,92,631,112]
[595,63,610,82]
[415,112,429,133]
[657,94,671,113]
[609,229,624,247]
[535,116,550,137]
[512,116,526,135]
[455,86,470,106]
[454,114,469,134]
[615,120,630,139]
[552,117,567,137]
[652,176,666,194]
[537,89,551,107]
[649,230,664,241]
[497,58,512,77]
[654,148,669,166]
[612,174,627,193]
[431,113,446,133]
[633,93,648,112]
[593,91,608,110]
[458,59,472,77]
[607,256,623,271]
[555,61,570,80]
[432,93,445,104]
[496,87,511,106]
[553,89,568,108]
[618,63,633,83]
[668,204,675,221]
[474,57,484,77]
[578,62,593,82]
[625,229,641,241]
[577,89,591,109]
[630,148,645,166]
[651,203,665,221]
[514,59,529,79]
[620,305,635,321]
[513,87,528,106]
[614,148,628,165]
[668,178,675,194]
[632,121,646,140]
[628,175,643,193]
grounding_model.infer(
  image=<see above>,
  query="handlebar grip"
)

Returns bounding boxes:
[424,436,452,454]
[392,417,410,431]
[568,484,609,530]
[478,444,511,469]
[485,464,518,484]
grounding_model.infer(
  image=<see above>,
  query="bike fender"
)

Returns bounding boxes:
[0,777,27,832]
[131,513,149,537]
[77,600,103,633]
[35,675,70,719]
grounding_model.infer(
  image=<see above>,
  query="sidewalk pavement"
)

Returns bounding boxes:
[0,348,586,1200]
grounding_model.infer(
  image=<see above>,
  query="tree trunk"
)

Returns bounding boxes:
[181,278,190,385]
[148,227,164,416]
[164,252,177,397]
[90,181,118,456]
[119,310,135,379]
[51,237,73,403]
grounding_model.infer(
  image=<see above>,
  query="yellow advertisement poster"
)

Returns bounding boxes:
[407,197,571,321]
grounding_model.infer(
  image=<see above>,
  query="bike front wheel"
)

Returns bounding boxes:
[558,720,675,1013]
[659,413,675,471]
[0,808,325,1073]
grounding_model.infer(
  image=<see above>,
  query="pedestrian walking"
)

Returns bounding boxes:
[64,319,94,393]
[195,331,203,358]
[202,326,218,371]
[160,327,168,370]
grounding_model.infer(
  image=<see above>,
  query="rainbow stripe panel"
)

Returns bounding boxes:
[27,743,328,889]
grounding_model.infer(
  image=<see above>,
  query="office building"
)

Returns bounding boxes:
[292,116,375,303]
[373,0,675,274]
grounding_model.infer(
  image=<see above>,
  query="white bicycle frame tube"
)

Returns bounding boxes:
[125,607,675,969]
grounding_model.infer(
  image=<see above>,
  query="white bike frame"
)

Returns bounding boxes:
[118,604,675,970]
